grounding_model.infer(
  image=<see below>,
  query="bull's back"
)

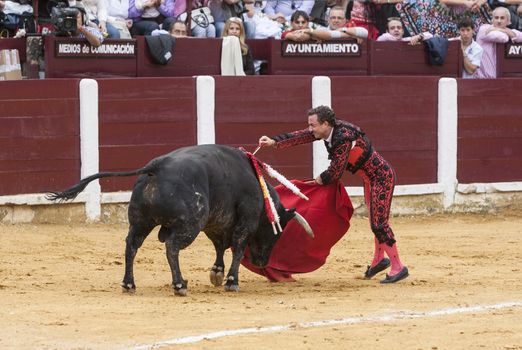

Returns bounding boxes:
[129,145,261,225]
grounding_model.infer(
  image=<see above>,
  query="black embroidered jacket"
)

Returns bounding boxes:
[272,120,374,185]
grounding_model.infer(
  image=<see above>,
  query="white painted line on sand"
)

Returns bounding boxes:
[124,301,522,350]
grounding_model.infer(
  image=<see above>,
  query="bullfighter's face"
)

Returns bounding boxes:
[308,114,332,140]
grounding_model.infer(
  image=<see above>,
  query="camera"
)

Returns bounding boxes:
[51,4,79,36]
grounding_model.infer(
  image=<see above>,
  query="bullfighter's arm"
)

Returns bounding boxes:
[272,129,318,149]
[319,142,351,185]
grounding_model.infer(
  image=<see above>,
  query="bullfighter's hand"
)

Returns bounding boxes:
[258,136,276,148]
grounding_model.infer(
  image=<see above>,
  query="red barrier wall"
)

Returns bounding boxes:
[369,40,462,77]
[136,37,221,77]
[497,44,522,78]
[214,76,314,181]
[457,79,522,183]
[97,77,197,191]
[331,76,439,187]
[0,38,26,63]
[0,79,80,195]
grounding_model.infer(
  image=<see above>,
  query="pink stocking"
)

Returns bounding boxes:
[383,243,404,275]
[370,237,385,267]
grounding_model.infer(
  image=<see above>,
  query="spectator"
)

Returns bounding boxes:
[346,0,381,40]
[377,17,432,45]
[263,0,314,23]
[72,6,104,46]
[281,10,310,41]
[209,0,255,38]
[309,0,349,27]
[488,0,522,30]
[151,19,188,36]
[221,17,255,74]
[369,0,408,36]
[243,0,282,38]
[128,0,177,36]
[398,0,492,38]
[304,6,368,42]
[176,0,216,37]
[457,17,483,78]
[170,19,188,37]
[476,6,522,78]
[103,0,132,38]
[81,0,120,39]
[0,0,4,11]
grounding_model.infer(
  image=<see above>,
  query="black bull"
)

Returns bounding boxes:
[47,145,314,295]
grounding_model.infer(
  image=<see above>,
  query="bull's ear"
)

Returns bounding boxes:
[286,208,296,215]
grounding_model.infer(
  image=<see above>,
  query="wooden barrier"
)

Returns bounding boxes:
[136,37,221,77]
[457,78,522,183]
[497,43,522,78]
[0,79,81,195]
[0,38,27,63]
[331,76,440,186]
[39,36,519,78]
[97,77,198,192]
[369,40,462,77]
[214,75,314,181]
[44,36,138,78]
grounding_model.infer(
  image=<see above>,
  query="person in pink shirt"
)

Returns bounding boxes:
[476,6,522,78]
[377,17,432,45]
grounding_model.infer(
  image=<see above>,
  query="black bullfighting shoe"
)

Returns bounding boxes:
[380,266,409,284]
[364,258,391,279]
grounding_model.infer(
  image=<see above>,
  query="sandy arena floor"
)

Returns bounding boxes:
[1,213,522,350]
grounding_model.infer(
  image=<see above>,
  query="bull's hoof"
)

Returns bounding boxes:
[173,282,188,296]
[175,288,188,296]
[121,281,136,294]
[224,284,240,292]
[210,269,224,287]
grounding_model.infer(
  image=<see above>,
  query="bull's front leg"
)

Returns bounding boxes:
[164,224,200,296]
[122,225,151,293]
[209,238,226,287]
[165,240,188,296]
[224,235,249,292]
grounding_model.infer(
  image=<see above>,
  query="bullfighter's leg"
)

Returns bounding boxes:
[122,224,154,293]
[360,172,390,279]
[209,238,226,287]
[363,154,408,283]
[164,225,201,296]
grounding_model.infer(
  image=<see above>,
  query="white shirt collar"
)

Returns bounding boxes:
[325,126,334,145]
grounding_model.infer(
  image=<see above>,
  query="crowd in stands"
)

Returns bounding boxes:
[1,0,522,77]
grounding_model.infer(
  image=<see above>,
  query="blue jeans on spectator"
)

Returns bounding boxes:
[215,20,255,38]
[130,19,160,36]
[106,22,120,39]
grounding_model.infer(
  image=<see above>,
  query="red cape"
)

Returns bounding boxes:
[241,180,354,282]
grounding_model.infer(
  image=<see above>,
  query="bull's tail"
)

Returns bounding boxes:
[46,162,158,202]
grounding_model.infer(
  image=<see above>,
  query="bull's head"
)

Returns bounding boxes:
[248,205,314,268]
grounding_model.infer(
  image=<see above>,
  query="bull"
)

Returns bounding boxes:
[47,145,313,295]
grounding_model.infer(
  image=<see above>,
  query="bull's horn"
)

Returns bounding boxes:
[292,212,314,238]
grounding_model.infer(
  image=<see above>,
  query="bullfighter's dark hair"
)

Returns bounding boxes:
[308,105,336,126]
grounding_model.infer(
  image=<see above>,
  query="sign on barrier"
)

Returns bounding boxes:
[281,41,361,57]
[55,40,137,58]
